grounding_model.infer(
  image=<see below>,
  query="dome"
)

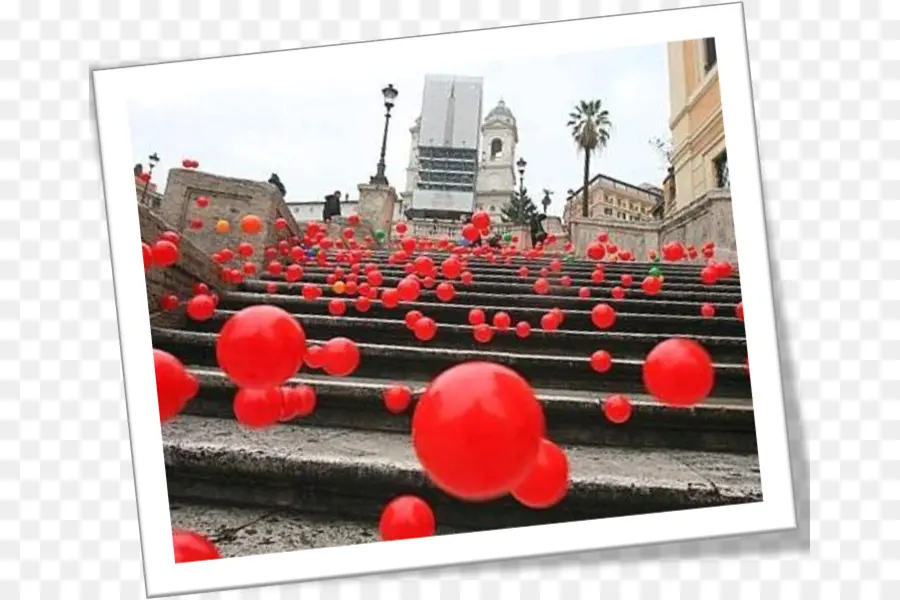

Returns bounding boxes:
[484,99,516,124]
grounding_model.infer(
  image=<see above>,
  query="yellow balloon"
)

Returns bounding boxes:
[216,220,230,234]
[332,281,346,294]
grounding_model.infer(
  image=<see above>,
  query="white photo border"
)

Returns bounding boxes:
[92,3,796,597]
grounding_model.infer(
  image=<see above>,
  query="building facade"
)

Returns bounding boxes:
[666,37,728,214]
[402,79,519,223]
[563,173,662,225]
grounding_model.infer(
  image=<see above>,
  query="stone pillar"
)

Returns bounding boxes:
[357,182,397,240]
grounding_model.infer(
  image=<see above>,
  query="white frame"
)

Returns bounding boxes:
[92,3,796,597]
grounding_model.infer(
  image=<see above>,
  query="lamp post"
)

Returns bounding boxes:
[140,152,160,204]
[370,84,398,186]
[516,157,527,224]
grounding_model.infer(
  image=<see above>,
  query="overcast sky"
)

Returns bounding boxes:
[128,42,671,217]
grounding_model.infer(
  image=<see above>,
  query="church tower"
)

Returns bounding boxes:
[476,99,519,222]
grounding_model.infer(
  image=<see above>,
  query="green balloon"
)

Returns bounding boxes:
[503,232,512,242]
[649,266,662,277]
[374,230,386,240]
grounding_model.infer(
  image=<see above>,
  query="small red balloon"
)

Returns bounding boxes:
[735,301,744,322]
[378,495,436,541]
[591,303,617,329]
[533,278,550,295]
[473,323,494,343]
[435,282,455,302]
[468,308,486,326]
[233,387,283,429]
[515,321,531,338]
[603,394,633,424]
[701,303,716,318]
[510,438,570,509]
[590,350,612,373]
[186,294,215,321]
[611,286,625,300]
[321,337,360,377]
[383,384,413,414]
[413,317,437,342]
[328,298,347,316]
[492,312,511,331]
[153,240,179,267]
[641,276,662,296]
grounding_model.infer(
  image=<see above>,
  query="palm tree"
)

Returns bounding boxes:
[567,100,612,218]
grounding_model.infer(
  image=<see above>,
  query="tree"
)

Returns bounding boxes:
[567,100,612,218]
[649,135,674,168]
[501,187,538,224]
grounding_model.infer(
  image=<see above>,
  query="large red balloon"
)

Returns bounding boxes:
[412,362,545,501]
[172,530,221,563]
[154,349,197,422]
[643,338,714,407]
[216,305,307,389]
[510,438,570,509]
[379,495,436,541]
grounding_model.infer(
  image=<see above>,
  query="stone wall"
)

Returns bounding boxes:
[139,204,233,329]
[160,168,301,266]
[569,189,736,261]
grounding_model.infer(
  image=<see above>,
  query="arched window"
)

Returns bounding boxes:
[489,138,503,160]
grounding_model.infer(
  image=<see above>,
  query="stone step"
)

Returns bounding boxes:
[181,368,758,453]
[220,292,749,337]
[163,415,762,531]
[288,264,743,288]
[240,280,745,319]
[191,311,748,362]
[255,273,741,300]
[152,328,752,398]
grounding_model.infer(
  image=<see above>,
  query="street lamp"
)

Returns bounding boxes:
[516,157,527,224]
[140,152,160,204]
[370,84,399,186]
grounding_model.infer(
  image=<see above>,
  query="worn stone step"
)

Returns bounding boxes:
[163,415,762,531]
[191,311,748,362]
[181,368,758,453]
[220,292,749,337]
[256,272,742,300]
[152,328,752,398]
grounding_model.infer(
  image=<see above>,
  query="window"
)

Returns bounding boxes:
[713,150,729,188]
[703,38,717,72]
[603,208,613,216]
[489,138,503,160]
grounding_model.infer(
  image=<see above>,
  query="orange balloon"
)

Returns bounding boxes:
[241,215,263,235]
[215,220,230,234]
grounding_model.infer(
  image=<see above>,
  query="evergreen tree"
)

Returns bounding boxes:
[501,187,538,224]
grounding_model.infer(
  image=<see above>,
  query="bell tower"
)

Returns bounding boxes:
[476,99,519,221]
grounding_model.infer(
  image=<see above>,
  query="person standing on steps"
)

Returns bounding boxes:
[530,213,548,248]
[322,190,342,222]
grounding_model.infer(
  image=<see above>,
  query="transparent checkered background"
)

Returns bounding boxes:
[2,0,897,597]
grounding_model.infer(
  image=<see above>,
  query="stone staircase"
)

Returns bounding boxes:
[156,251,759,558]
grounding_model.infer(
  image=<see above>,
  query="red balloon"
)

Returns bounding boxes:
[186,294,215,321]
[701,303,716,318]
[328,298,346,316]
[643,338,714,407]
[381,288,400,309]
[401,237,416,254]
[142,243,153,270]
[701,267,718,285]
[441,257,462,279]
[160,231,180,246]
[304,346,324,369]
[533,278,550,295]
[366,270,384,287]
[395,222,408,234]
[301,284,321,301]
[586,241,606,261]
[383,384,412,414]
[641,276,662,295]
[460,271,474,285]
[280,385,316,420]
[195,195,209,208]
[153,240,179,267]
[462,223,479,242]
[321,337,360,377]
[611,286,625,300]
[735,301,744,322]
[405,310,423,329]
[510,438,569,509]
[518,266,529,278]
[468,308,486,326]
[160,294,179,311]
[285,264,303,282]
[591,269,605,284]
[621,274,633,287]
[515,321,531,338]
[603,394,633,424]
[578,287,591,299]
[590,350,612,373]
[413,256,435,278]
[540,312,559,331]
[471,210,491,230]
[435,282,455,302]
[559,275,572,287]
[413,317,437,341]
[412,362,545,501]
[473,323,494,343]
[233,387,283,429]
[379,495,436,541]
[154,350,197,422]
[275,217,288,231]
[216,305,307,389]
[492,312,511,331]
[591,303,617,329]
[172,530,220,563]
[355,295,371,312]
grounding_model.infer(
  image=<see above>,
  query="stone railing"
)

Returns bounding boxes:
[568,189,736,262]
[140,204,234,329]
